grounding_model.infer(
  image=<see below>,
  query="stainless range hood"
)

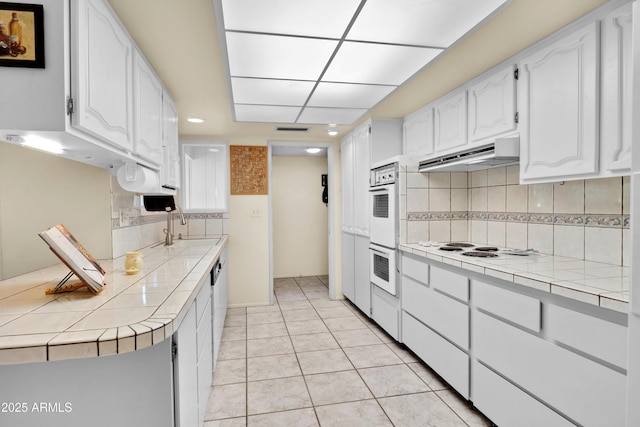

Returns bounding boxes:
[419,136,519,172]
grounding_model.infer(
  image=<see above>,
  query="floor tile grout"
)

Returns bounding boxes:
[207,275,489,426]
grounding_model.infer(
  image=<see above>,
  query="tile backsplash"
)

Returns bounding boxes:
[400,165,630,266]
[110,177,228,258]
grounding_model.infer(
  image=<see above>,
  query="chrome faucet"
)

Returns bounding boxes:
[164,206,187,246]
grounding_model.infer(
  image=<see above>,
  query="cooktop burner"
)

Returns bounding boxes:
[444,242,474,248]
[474,247,499,252]
[461,251,499,258]
[439,246,464,252]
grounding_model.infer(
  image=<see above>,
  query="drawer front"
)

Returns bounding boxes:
[402,276,469,350]
[195,280,212,326]
[473,280,540,332]
[474,311,626,427]
[402,312,469,398]
[431,265,468,302]
[371,286,400,340]
[547,304,627,369]
[472,361,574,427]
[401,253,429,283]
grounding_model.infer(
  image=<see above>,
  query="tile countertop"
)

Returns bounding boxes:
[0,236,228,365]
[399,243,630,313]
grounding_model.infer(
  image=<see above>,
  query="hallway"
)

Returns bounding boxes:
[204,276,491,426]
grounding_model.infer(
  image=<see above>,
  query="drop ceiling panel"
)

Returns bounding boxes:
[297,107,368,125]
[221,0,362,38]
[235,104,301,123]
[231,77,315,106]
[226,32,338,80]
[348,0,509,47]
[308,82,396,109]
[324,42,443,85]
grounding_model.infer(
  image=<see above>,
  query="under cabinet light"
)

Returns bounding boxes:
[20,136,64,154]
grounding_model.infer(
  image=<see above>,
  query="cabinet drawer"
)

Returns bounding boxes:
[371,285,400,341]
[195,280,212,326]
[474,311,626,427]
[402,276,468,350]
[402,312,469,398]
[402,253,429,283]
[472,361,574,427]
[547,304,627,369]
[473,280,540,332]
[431,266,468,302]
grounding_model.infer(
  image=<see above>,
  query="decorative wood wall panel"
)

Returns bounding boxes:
[230,145,268,195]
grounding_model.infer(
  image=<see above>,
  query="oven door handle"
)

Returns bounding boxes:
[369,186,391,193]
[369,246,389,256]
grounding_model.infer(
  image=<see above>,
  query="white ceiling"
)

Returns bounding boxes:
[106,0,608,141]
[215,0,509,126]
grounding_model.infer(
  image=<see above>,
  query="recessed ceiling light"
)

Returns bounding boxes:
[327,127,339,136]
[187,117,205,124]
[306,148,322,154]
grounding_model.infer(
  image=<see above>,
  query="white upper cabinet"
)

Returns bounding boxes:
[518,22,599,182]
[162,93,180,189]
[403,106,434,158]
[133,49,164,165]
[341,134,355,233]
[72,0,133,152]
[467,64,518,144]
[434,90,468,154]
[601,2,632,173]
[353,123,371,236]
[369,119,403,165]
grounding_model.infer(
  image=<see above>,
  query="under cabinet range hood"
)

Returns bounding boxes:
[419,136,520,172]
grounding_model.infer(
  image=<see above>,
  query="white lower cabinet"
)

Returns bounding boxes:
[402,312,469,398]
[371,284,400,341]
[471,361,574,427]
[173,302,198,427]
[473,310,626,427]
[353,234,371,316]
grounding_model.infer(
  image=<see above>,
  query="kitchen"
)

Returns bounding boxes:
[0,0,639,426]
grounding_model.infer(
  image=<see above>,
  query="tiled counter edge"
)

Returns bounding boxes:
[398,243,629,313]
[0,236,228,365]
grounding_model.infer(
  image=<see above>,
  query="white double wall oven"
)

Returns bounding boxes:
[369,161,399,296]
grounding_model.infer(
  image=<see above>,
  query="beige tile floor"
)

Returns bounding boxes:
[204,276,493,427]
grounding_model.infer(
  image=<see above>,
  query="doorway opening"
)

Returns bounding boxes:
[268,142,335,304]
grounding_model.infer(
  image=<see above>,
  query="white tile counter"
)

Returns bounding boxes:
[0,236,228,364]
[399,243,629,313]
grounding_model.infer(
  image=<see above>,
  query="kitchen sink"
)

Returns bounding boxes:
[171,238,221,247]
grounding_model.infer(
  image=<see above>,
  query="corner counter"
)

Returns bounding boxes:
[0,236,228,364]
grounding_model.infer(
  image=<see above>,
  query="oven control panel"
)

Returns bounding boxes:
[371,164,397,186]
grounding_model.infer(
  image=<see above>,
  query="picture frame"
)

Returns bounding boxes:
[0,2,44,68]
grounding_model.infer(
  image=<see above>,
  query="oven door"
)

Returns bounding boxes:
[369,183,396,248]
[369,243,397,296]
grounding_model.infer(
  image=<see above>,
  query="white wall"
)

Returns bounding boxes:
[272,156,328,278]
[0,141,112,279]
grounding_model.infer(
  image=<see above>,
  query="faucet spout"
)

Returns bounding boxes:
[165,207,174,246]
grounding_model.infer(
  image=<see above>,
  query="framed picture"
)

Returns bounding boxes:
[0,2,44,68]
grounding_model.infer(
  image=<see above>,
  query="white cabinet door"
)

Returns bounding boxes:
[341,135,355,233]
[133,49,164,165]
[519,22,599,182]
[72,0,133,152]
[467,64,517,143]
[354,234,371,317]
[601,3,632,173]
[353,124,371,237]
[173,302,198,427]
[434,90,468,153]
[403,107,434,157]
[162,93,180,188]
[369,119,403,164]
[342,232,355,302]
